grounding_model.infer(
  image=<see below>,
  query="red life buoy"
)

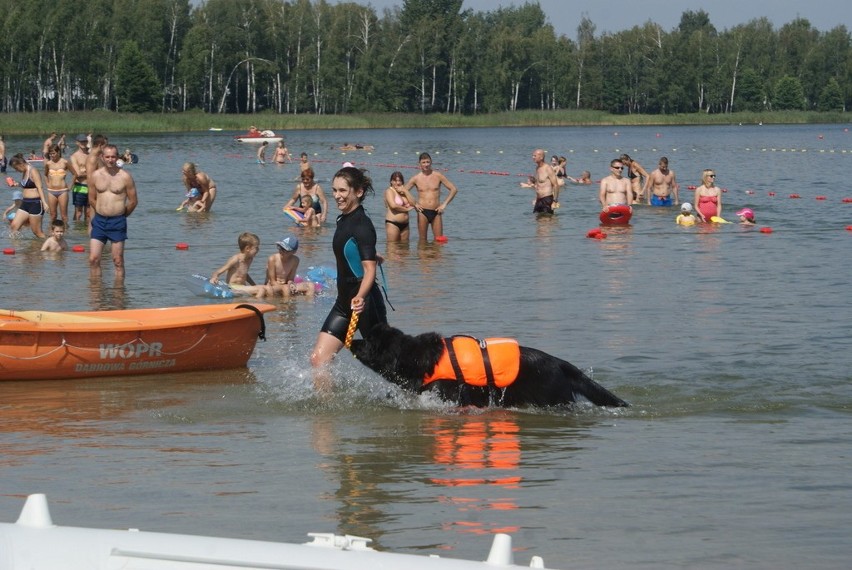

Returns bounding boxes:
[599,204,632,226]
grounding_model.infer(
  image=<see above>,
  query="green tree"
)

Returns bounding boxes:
[734,68,764,111]
[818,77,844,111]
[115,41,160,112]
[773,75,805,110]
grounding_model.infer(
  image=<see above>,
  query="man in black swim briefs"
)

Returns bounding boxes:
[401,152,458,242]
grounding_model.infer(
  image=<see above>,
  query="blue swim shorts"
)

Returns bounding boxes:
[91,213,128,243]
[650,195,673,207]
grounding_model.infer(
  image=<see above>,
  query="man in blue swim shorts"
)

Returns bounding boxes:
[88,144,138,280]
[645,156,679,207]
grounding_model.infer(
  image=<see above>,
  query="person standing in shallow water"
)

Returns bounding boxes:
[695,169,722,222]
[401,152,458,241]
[310,166,387,380]
[181,162,217,212]
[384,171,413,242]
[88,144,138,281]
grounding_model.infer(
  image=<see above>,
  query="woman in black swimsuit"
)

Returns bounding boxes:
[310,166,387,379]
[8,155,48,238]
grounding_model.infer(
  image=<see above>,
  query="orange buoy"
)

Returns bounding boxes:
[176,242,189,250]
[846,225,852,231]
[760,227,773,234]
[594,232,607,239]
[842,198,852,203]
[586,228,602,238]
[3,247,15,255]
[768,192,776,196]
[816,196,827,200]
[71,245,85,253]
[686,185,696,190]
[435,235,448,243]
[746,190,755,195]
[789,194,800,199]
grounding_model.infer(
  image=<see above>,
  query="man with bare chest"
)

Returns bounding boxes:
[599,158,633,213]
[525,148,559,214]
[88,144,138,280]
[401,152,458,241]
[644,156,679,207]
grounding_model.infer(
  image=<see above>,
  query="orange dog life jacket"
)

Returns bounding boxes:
[423,336,521,388]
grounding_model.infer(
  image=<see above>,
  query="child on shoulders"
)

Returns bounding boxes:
[210,232,273,298]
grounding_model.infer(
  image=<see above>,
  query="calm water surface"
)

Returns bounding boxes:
[1,125,851,569]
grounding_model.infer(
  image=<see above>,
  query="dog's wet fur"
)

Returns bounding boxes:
[350,324,629,408]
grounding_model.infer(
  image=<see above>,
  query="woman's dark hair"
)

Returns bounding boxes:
[334,167,374,203]
[389,171,404,184]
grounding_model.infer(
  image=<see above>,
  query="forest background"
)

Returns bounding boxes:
[0,0,849,133]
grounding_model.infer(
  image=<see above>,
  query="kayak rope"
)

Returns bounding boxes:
[235,303,267,341]
[0,333,208,360]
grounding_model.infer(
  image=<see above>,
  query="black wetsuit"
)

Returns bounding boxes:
[320,205,387,341]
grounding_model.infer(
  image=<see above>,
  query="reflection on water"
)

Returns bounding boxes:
[427,416,522,536]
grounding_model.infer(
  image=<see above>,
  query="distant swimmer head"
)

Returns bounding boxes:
[735,207,754,221]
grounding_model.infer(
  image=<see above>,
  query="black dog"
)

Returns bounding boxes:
[349,323,629,408]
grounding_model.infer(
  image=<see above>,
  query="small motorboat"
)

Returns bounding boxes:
[0,494,558,570]
[235,129,283,144]
[0,303,274,381]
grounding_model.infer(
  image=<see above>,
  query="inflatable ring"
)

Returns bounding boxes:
[599,204,632,225]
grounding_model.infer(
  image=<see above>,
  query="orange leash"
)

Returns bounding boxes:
[344,312,359,349]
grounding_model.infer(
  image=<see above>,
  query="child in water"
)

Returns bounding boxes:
[4,190,22,223]
[265,235,317,297]
[676,202,697,226]
[210,232,273,298]
[290,195,321,227]
[41,219,68,251]
[736,208,756,225]
[176,188,201,211]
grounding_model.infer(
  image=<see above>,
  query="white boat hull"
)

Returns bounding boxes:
[234,136,283,144]
[0,495,558,570]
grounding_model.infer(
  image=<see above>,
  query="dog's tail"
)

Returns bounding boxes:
[561,361,630,407]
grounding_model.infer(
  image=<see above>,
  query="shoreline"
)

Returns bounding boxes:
[0,110,848,136]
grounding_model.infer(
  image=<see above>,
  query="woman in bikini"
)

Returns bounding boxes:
[43,144,76,224]
[8,155,49,238]
[283,167,329,224]
[694,169,722,222]
[384,171,413,242]
[273,141,291,164]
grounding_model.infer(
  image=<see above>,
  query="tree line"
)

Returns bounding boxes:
[1,0,848,115]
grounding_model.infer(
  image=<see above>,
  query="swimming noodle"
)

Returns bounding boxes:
[184,274,238,298]
[283,207,306,225]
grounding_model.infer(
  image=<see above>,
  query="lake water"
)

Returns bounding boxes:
[1,124,851,569]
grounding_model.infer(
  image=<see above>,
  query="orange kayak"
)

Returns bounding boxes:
[0,303,275,381]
